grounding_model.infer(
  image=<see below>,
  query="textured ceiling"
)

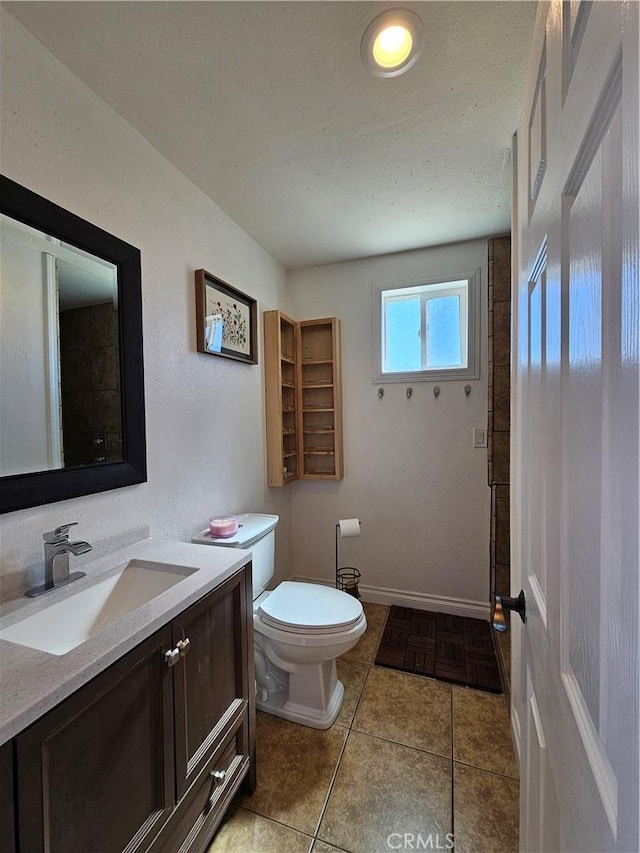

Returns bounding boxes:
[5,1,536,269]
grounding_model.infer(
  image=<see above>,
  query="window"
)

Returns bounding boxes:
[373,270,480,382]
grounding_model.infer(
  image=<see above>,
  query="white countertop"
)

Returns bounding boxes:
[0,539,250,745]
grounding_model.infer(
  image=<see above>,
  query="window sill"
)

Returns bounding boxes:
[372,365,480,384]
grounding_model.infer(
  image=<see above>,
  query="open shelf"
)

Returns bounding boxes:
[264,312,343,485]
[264,310,300,487]
[298,319,342,480]
[280,317,296,363]
[303,456,336,476]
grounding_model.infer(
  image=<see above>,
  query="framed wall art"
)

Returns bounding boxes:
[195,269,258,364]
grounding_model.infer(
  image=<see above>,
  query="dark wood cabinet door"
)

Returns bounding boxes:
[172,565,254,798]
[16,626,175,853]
[0,740,16,853]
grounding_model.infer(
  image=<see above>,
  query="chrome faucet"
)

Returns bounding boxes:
[25,523,93,598]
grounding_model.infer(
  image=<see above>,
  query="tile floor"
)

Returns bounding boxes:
[209,603,519,853]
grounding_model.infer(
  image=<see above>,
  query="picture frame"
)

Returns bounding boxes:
[195,269,258,364]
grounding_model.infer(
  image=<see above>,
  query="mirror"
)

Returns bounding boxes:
[0,176,146,513]
[2,215,121,474]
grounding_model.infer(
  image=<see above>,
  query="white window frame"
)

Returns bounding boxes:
[371,269,481,383]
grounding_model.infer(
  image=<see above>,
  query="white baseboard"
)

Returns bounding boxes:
[291,575,490,621]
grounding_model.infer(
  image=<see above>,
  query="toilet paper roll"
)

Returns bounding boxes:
[338,518,361,538]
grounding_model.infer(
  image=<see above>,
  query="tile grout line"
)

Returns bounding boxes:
[346,721,452,761]
[310,644,379,849]
[452,757,520,783]
[347,656,374,724]
[450,687,456,853]
[311,714,354,842]
[234,802,315,840]
[309,836,352,853]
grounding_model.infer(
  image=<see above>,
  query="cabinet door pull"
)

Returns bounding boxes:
[210,769,226,785]
[164,648,180,667]
[176,638,191,657]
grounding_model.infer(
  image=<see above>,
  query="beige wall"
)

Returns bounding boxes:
[288,240,491,609]
[0,11,292,585]
[1,11,491,611]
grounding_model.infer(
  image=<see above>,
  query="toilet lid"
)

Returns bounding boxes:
[257,582,363,633]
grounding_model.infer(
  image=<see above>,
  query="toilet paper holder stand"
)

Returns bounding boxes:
[335,521,362,600]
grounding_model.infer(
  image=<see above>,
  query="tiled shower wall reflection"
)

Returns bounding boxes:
[487,236,511,691]
[59,302,122,467]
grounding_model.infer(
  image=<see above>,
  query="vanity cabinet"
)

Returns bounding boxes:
[0,740,16,853]
[150,568,255,853]
[264,311,343,486]
[11,564,255,853]
[17,627,175,853]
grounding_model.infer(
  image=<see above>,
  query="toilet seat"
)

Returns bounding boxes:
[257,581,362,635]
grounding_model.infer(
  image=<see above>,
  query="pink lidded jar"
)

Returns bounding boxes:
[208,515,239,539]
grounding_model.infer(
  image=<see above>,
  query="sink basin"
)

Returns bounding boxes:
[0,560,197,656]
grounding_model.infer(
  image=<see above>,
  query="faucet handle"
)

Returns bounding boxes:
[43,522,78,543]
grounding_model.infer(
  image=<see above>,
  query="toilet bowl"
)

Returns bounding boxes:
[192,514,366,729]
[253,581,366,727]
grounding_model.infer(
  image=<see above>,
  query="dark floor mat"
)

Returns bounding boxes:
[375,606,503,693]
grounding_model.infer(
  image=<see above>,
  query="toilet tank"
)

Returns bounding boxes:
[191,513,279,598]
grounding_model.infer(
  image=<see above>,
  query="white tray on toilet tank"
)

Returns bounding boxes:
[192,514,279,597]
[191,513,279,549]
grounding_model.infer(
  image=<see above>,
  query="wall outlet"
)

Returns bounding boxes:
[473,428,487,448]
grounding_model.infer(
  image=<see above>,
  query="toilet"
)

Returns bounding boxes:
[192,513,366,728]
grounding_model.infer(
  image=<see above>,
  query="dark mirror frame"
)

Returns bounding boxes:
[0,175,147,514]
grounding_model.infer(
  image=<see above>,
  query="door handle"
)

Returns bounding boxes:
[493,590,526,632]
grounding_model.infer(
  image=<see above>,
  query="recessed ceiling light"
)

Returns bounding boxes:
[361,9,425,78]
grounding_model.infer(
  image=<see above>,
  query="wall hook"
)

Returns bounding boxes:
[406,387,413,399]
[378,387,384,399]
[464,384,471,397]
[433,386,440,398]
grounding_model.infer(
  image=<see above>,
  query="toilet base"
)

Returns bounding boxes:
[256,678,345,729]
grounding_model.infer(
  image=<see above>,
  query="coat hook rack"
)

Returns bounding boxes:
[406,387,413,399]
[464,384,471,397]
[433,386,440,398]
[378,387,384,399]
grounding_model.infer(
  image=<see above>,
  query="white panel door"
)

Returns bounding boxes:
[512,2,638,851]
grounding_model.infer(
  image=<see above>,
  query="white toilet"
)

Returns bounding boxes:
[192,513,366,729]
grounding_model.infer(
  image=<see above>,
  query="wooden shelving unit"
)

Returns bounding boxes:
[264,311,299,487]
[264,312,343,486]
[297,318,343,480]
